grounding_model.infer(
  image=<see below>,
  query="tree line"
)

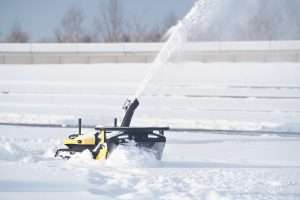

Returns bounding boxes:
[2,0,177,43]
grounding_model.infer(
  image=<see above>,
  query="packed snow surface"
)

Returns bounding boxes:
[0,126,299,200]
[0,62,300,132]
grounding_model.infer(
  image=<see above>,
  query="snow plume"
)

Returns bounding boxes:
[133,0,300,98]
[66,142,159,168]
[133,0,217,98]
[189,0,300,41]
[105,141,158,168]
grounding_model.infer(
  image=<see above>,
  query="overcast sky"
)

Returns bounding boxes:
[0,0,195,41]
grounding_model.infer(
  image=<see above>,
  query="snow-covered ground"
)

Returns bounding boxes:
[0,126,300,200]
[0,62,300,199]
[0,62,300,132]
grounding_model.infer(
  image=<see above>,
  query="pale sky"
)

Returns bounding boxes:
[0,0,195,41]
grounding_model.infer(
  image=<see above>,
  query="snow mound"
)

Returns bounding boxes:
[68,149,94,162]
[65,149,105,169]
[0,136,59,162]
[106,142,159,168]
[0,142,25,161]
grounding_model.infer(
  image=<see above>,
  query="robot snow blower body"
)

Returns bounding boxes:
[55,99,169,160]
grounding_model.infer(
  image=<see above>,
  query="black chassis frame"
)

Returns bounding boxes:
[96,126,168,137]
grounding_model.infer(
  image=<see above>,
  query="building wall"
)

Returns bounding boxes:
[0,41,300,64]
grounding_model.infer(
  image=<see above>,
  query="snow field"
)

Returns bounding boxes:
[0,62,300,132]
[0,62,300,199]
[0,126,300,199]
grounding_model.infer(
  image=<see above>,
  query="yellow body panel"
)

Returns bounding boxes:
[98,130,105,143]
[95,143,108,160]
[62,131,108,160]
[64,134,95,145]
[95,130,108,160]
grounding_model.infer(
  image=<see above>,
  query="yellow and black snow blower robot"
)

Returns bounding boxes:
[55,99,169,160]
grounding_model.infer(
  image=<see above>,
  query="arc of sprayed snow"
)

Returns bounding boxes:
[133,0,216,99]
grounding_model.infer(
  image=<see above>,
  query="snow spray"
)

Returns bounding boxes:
[133,0,216,99]
[105,141,159,168]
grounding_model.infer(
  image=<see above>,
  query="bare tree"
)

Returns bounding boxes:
[94,0,180,42]
[95,0,124,42]
[162,12,178,33]
[143,25,164,42]
[55,5,90,42]
[141,13,178,42]
[5,22,30,43]
[122,12,178,42]
[123,16,148,42]
[158,12,179,42]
